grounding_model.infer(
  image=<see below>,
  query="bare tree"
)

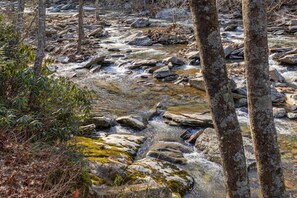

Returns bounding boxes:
[242,0,286,197]
[33,0,45,77]
[16,0,25,40]
[95,0,100,21]
[77,0,85,53]
[190,0,250,197]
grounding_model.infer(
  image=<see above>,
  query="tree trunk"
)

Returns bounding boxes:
[77,0,84,53]
[190,0,250,197]
[33,0,46,77]
[16,0,25,40]
[95,0,100,21]
[242,1,286,197]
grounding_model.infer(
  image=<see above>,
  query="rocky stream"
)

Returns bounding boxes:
[16,1,297,197]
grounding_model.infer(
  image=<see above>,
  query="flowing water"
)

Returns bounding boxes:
[50,8,297,197]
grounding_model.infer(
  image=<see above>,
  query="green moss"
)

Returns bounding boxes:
[89,174,106,186]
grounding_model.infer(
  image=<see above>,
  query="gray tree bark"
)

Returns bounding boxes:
[77,0,84,53]
[190,0,250,197]
[33,0,45,77]
[95,0,100,21]
[242,0,286,197]
[16,0,25,40]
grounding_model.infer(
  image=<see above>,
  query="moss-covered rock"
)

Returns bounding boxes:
[126,158,194,194]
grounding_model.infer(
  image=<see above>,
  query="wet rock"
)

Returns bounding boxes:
[278,54,297,65]
[187,129,204,144]
[195,128,256,168]
[189,75,205,91]
[234,98,248,108]
[147,141,192,165]
[273,108,287,118]
[88,27,108,38]
[223,43,237,58]
[131,18,150,28]
[128,60,158,69]
[180,130,191,140]
[269,69,286,83]
[60,3,76,11]
[285,94,297,106]
[271,88,285,103]
[83,55,106,69]
[186,51,200,60]
[163,111,213,127]
[127,158,194,194]
[57,56,69,64]
[153,66,176,79]
[287,112,297,119]
[88,117,114,128]
[155,8,190,19]
[90,65,101,73]
[163,56,185,66]
[224,24,238,31]
[116,115,146,130]
[127,35,153,46]
[90,182,172,198]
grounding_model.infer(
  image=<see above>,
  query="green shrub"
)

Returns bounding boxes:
[0,14,92,143]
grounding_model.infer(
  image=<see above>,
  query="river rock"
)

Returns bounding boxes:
[163,56,185,66]
[187,129,204,144]
[127,34,153,46]
[278,54,297,65]
[189,75,205,91]
[273,108,287,118]
[116,115,146,130]
[147,141,192,165]
[128,60,159,69]
[83,55,106,69]
[131,18,150,28]
[153,66,176,79]
[269,69,286,83]
[163,111,213,127]
[155,8,190,19]
[223,43,238,58]
[271,87,285,103]
[127,158,194,194]
[88,117,114,128]
[285,94,297,106]
[90,182,172,198]
[186,51,200,60]
[79,124,96,135]
[195,128,256,169]
[70,134,145,183]
[88,27,108,38]
[287,112,297,119]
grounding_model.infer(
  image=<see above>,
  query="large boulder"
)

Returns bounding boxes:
[195,128,256,169]
[127,158,194,194]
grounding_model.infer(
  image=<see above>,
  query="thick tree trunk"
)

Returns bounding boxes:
[77,0,84,53]
[16,0,25,40]
[242,1,286,197]
[33,0,46,77]
[190,0,250,197]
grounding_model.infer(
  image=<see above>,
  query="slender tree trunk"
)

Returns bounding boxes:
[34,0,46,77]
[95,0,100,21]
[16,0,25,40]
[190,0,250,197]
[242,1,286,197]
[77,0,84,53]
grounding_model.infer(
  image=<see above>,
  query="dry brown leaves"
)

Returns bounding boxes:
[0,131,84,198]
